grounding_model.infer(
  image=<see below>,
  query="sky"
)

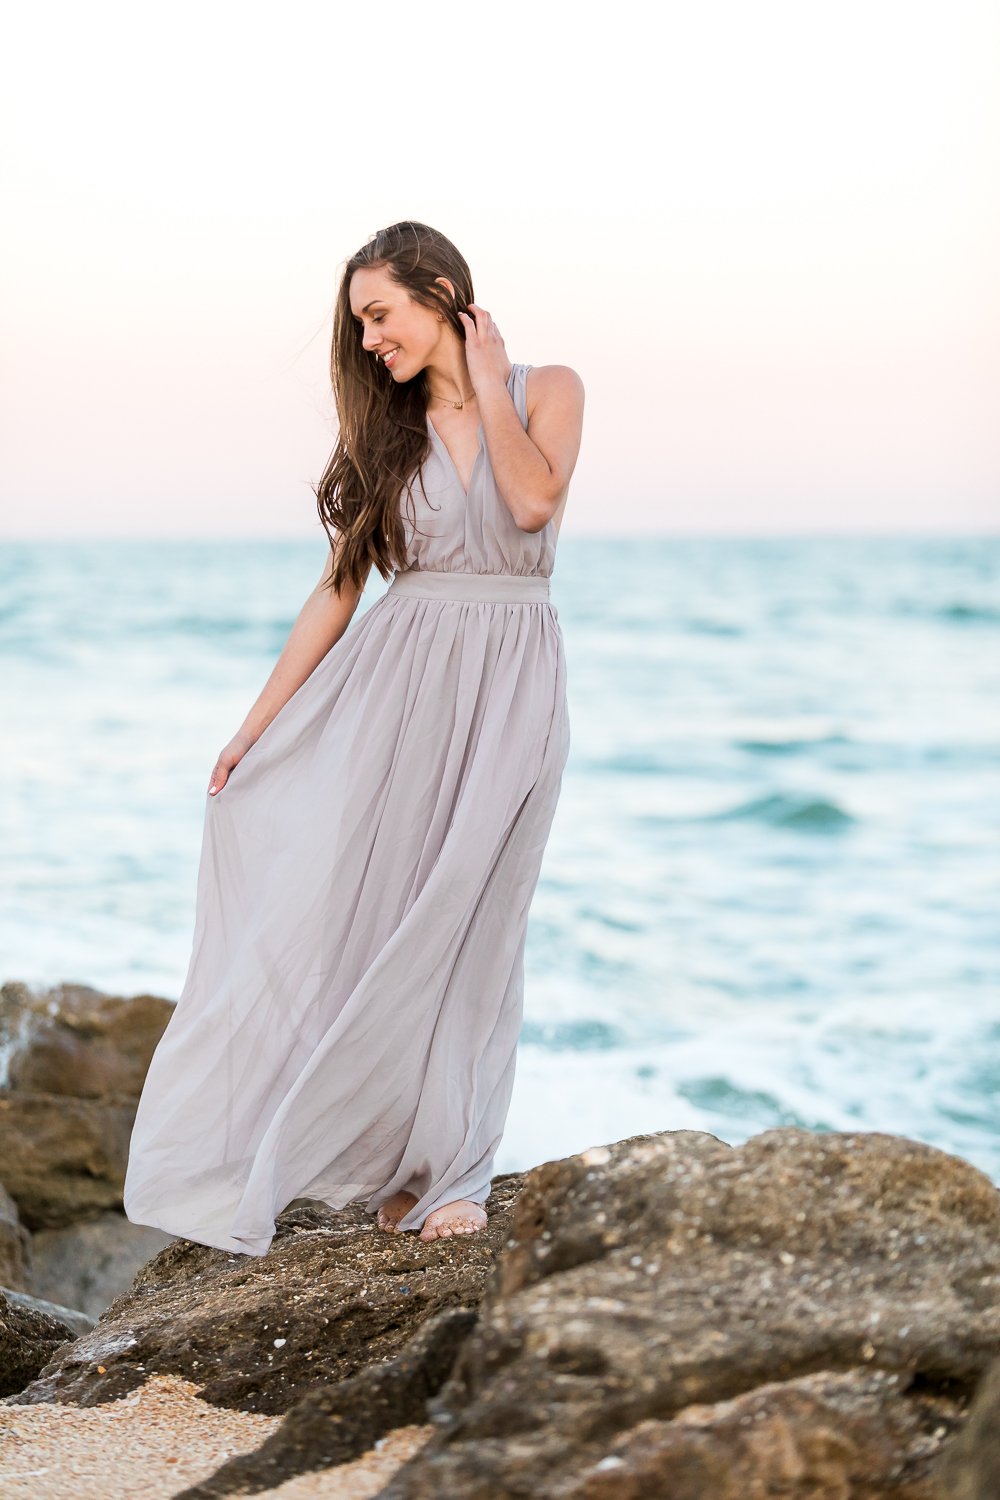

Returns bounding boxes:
[2,0,998,538]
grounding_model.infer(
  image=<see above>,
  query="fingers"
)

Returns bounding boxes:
[208,763,226,795]
[465,303,500,340]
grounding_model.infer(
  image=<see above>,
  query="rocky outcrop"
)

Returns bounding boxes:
[3,978,1000,1497]
[0,1286,87,1398]
[8,1124,1000,1497]
[5,1180,523,1416]
[379,1128,1000,1498]
[0,980,176,1316]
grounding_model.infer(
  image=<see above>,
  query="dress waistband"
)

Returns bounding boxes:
[386,568,551,603]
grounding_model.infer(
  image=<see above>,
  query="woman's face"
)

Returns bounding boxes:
[349,266,451,382]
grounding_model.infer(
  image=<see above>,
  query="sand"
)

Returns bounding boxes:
[0,1374,434,1498]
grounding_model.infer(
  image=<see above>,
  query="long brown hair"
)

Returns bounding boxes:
[313,221,475,597]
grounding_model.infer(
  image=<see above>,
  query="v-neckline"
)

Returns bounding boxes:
[426,413,484,501]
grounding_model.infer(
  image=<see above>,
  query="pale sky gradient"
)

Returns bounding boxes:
[2,0,998,537]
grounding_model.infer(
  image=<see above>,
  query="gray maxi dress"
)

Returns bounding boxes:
[123,362,571,1254]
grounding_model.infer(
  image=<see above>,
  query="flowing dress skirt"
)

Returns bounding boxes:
[123,566,570,1254]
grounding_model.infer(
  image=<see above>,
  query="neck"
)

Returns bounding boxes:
[424,345,475,406]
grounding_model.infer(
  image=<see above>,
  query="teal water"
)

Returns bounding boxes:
[2,536,998,1179]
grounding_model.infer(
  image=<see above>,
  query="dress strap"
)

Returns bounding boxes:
[510,363,533,430]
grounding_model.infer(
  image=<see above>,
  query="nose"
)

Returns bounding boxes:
[362,327,381,353]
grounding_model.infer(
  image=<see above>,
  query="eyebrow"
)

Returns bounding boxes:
[352,301,387,321]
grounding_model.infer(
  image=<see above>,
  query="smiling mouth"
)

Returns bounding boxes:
[381,348,400,368]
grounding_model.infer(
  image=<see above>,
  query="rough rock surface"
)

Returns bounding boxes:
[3,1179,523,1416]
[5,978,993,1492]
[934,1356,1000,1500]
[378,1128,1000,1498]
[0,1286,81,1398]
[170,1306,472,1500]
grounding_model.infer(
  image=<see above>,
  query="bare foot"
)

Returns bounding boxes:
[376,1190,418,1232]
[419,1199,488,1241]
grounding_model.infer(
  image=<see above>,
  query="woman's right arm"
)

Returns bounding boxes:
[208,541,372,795]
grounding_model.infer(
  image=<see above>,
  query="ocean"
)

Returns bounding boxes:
[3,535,998,1181]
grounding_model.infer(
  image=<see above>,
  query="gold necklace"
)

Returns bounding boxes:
[427,389,477,410]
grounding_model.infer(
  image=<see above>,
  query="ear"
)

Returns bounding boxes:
[434,275,456,302]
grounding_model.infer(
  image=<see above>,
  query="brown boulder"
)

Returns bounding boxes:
[0,980,173,1097]
[381,1128,1000,1497]
[0,980,177,1314]
[0,1090,137,1228]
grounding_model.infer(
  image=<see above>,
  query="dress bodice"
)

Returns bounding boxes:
[399,362,557,578]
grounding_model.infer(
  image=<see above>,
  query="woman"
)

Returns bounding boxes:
[123,220,585,1252]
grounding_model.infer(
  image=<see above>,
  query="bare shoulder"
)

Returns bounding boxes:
[525,364,586,421]
[521,367,586,527]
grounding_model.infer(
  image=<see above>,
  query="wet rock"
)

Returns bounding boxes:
[381,1128,1000,1497]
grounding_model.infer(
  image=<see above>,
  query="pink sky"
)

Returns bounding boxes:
[2,0,997,537]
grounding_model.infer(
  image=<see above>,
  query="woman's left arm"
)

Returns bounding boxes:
[463,304,585,533]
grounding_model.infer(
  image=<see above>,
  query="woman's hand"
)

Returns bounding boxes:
[208,730,257,795]
[459,303,512,395]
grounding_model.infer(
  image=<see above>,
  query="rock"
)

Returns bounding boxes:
[0,1182,31,1289]
[3,1004,999,1500]
[934,1357,1000,1500]
[3,1178,523,1413]
[171,1305,473,1500]
[28,1212,175,1321]
[380,1128,1000,1497]
[0,979,176,1316]
[0,1090,137,1228]
[0,980,173,1097]
[0,1285,82,1398]
[1,1287,94,1338]
[0,981,171,1233]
